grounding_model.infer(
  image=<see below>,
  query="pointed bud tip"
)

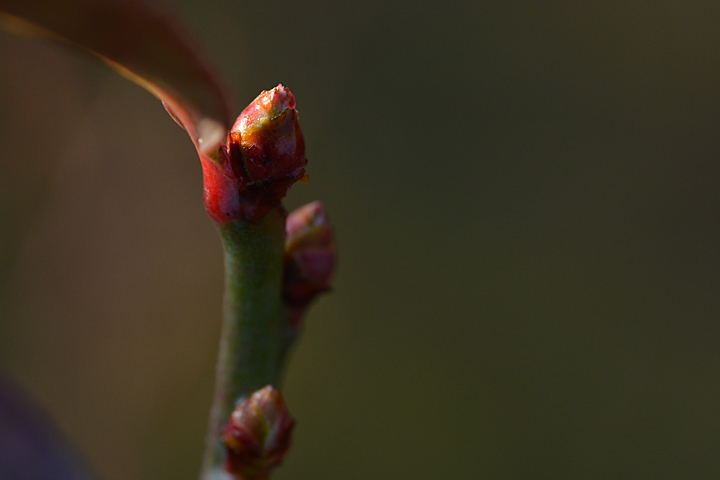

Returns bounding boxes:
[231,84,296,134]
[262,84,296,117]
[286,201,328,237]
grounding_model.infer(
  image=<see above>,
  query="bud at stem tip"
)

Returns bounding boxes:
[200,85,307,223]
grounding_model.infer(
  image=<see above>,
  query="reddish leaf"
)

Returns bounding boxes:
[0,0,232,155]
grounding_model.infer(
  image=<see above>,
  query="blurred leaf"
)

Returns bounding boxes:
[0,0,233,156]
[0,374,95,480]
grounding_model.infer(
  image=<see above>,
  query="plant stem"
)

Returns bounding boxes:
[201,209,286,480]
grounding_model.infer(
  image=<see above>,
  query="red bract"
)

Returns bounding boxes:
[201,85,307,223]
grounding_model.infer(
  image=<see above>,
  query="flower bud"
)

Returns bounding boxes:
[228,84,306,189]
[284,201,336,326]
[200,85,307,223]
[223,385,295,480]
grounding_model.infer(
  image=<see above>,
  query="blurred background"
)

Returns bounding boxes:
[2,1,720,479]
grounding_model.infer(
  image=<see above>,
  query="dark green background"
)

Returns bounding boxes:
[2,1,720,479]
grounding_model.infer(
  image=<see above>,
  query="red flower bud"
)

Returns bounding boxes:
[200,85,307,223]
[223,386,295,480]
[284,201,336,327]
[228,85,306,185]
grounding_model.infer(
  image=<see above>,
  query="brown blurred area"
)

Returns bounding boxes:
[3,1,720,479]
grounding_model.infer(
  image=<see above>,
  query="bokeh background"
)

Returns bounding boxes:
[2,1,720,479]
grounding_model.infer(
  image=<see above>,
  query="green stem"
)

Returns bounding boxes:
[201,209,286,480]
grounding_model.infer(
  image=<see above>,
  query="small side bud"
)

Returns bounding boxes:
[284,201,336,327]
[223,386,295,480]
